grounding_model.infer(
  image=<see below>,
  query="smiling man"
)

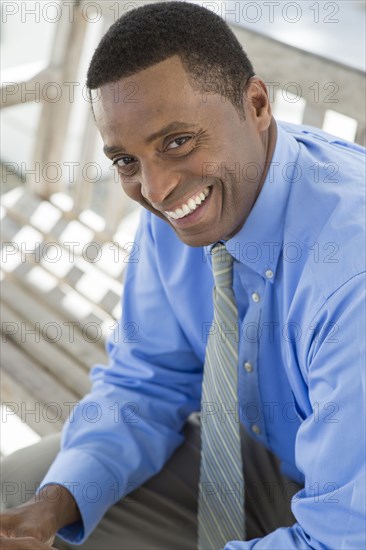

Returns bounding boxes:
[1,2,365,550]
[95,54,275,249]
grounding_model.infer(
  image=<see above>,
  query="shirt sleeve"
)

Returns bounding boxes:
[225,272,366,549]
[37,210,203,544]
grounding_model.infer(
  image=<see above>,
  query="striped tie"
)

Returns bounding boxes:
[198,242,245,550]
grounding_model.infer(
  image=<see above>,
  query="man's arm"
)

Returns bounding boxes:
[225,273,366,549]
[28,210,202,545]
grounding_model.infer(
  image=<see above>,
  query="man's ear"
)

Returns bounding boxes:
[244,76,272,130]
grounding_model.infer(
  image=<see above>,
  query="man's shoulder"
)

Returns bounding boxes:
[279,120,365,230]
[278,120,366,161]
[278,122,365,311]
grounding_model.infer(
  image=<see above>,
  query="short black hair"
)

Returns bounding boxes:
[86,1,255,119]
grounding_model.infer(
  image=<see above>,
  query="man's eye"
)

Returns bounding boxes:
[112,156,136,168]
[166,136,192,150]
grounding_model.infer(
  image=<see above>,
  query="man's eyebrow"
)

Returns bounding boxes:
[103,121,197,156]
[103,144,124,156]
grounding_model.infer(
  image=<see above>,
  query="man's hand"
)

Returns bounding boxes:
[0,534,57,549]
[0,484,81,547]
[0,503,57,546]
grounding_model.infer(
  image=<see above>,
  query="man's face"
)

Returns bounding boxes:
[94,55,272,247]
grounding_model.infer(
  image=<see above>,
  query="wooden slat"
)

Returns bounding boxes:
[3,188,127,298]
[231,24,365,147]
[1,275,108,368]
[0,68,58,109]
[302,102,325,129]
[5,259,114,329]
[1,301,91,398]
[0,232,111,330]
[1,211,122,323]
[1,339,79,436]
[32,1,88,197]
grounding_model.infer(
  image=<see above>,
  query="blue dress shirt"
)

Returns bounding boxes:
[39,122,366,548]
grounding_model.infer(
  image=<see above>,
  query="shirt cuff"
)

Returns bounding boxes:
[36,448,120,545]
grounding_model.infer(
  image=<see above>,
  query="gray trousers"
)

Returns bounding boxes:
[1,413,301,549]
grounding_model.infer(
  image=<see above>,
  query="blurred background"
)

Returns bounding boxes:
[1,0,365,456]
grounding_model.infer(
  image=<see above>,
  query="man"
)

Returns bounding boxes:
[1,2,365,549]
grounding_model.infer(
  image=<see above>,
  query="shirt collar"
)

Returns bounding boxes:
[204,122,301,283]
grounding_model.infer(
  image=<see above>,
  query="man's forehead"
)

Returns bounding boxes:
[92,55,240,140]
[93,68,201,127]
[98,56,193,99]
[94,92,203,133]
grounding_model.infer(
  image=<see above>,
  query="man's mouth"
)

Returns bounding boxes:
[164,186,211,220]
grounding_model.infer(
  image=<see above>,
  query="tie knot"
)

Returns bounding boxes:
[211,243,234,288]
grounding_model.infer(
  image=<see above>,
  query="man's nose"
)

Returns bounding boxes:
[140,163,179,207]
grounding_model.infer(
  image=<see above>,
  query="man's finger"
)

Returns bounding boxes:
[0,525,12,538]
[0,534,56,549]
[0,513,11,533]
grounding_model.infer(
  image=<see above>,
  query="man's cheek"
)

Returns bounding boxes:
[120,179,141,200]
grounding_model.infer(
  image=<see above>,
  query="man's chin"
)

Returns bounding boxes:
[173,227,219,248]
[149,208,223,248]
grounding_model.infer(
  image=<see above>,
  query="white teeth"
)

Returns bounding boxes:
[165,186,211,220]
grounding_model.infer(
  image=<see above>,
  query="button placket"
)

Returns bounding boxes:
[237,268,266,443]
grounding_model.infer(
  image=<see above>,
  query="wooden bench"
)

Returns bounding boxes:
[1,186,141,436]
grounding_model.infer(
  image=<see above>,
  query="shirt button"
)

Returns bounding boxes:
[251,292,260,303]
[244,361,253,373]
[251,424,261,435]
[265,269,274,279]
